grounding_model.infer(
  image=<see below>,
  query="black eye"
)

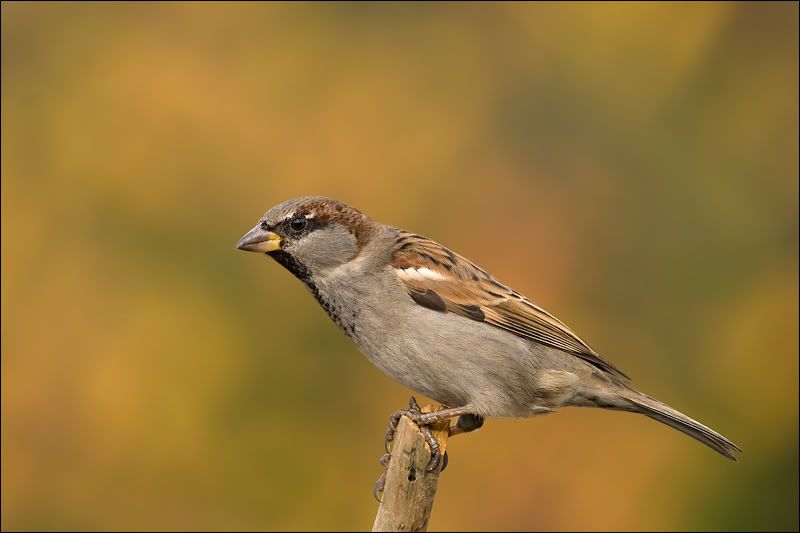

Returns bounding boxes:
[290,216,307,232]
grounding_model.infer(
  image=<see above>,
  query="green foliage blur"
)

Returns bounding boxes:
[2,2,797,531]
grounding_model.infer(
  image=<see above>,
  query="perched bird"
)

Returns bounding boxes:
[236,196,740,470]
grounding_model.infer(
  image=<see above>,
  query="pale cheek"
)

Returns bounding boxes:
[292,233,358,272]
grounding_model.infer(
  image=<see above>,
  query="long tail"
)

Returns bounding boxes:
[621,391,742,460]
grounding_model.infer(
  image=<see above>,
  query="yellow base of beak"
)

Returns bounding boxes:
[236,227,282,253]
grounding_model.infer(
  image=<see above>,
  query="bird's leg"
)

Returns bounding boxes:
[404,404,474,426]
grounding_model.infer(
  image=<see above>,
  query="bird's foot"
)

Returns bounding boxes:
[376,399,472,497]
[383,396,444,473]
[383,397,420,453]
[384,396,425,451]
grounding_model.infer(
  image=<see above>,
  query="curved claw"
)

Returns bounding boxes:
[417,422,442,472]
[373,472,386,503]
[373,453,392,502]
[426,447,441,472]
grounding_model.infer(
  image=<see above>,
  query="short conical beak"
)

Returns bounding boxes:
[236,224,282,253]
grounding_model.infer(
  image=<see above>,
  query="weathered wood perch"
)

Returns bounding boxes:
[372,405,450,532]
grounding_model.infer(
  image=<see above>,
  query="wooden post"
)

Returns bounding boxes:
[372,405,450,532]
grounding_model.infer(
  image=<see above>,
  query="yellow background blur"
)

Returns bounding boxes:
[2,2,798,531]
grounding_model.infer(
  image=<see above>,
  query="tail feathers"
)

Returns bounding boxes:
[625,393,742,460]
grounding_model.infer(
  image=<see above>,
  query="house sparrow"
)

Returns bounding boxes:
[236,196,741,473]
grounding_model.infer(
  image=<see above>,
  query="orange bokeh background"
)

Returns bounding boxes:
[3,2,798,530]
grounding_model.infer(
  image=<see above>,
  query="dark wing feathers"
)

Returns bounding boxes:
[391,231,630,381]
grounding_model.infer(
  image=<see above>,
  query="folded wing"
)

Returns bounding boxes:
[391,231,629,381]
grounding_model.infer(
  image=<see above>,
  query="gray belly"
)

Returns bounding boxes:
[350,293,542,416]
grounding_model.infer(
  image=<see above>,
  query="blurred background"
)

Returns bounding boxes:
[2,2,798,531]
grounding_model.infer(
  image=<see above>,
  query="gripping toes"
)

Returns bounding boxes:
[384,396,423,453]
[418,423,442,472]
[382,397,444,472]
[384,412,403,453]
[373,453,392,502]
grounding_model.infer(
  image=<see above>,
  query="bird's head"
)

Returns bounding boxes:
[236,196,376,279]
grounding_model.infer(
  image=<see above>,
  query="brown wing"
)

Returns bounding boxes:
[391,231,630,381]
